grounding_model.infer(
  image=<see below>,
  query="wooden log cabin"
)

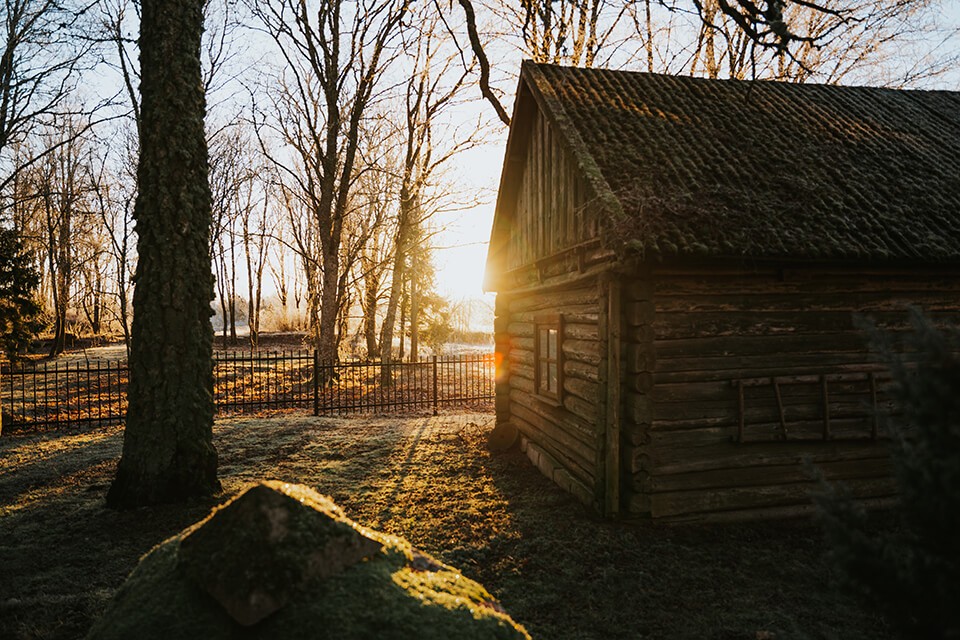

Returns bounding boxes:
[484,61,960,521]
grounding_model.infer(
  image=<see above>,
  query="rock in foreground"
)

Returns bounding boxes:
[87,481,530,639]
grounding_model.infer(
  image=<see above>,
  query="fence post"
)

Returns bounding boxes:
[313,350,320,416]
[432,355,438,416]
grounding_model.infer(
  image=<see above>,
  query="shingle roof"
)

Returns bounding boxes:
[521,61,960,263]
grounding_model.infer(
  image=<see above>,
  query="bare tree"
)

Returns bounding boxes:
[88,131,136,349]
[75,222,109,337]
[379,13,483,377]
[356,223,392,357]
[250,0,411,373]
[24,115,97,355]
[240,171,272,348]
[0,0,97,191]
[457,0,959,123]
[275,178,322,338]
[351,150,398,358]
[341,163,393,357]
[208,125,247,345]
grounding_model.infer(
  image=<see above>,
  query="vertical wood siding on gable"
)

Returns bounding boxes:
[501,281,605,504]
[621,268,960,520]
[507,110,592,271]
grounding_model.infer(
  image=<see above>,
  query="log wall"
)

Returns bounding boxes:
[624,267,960,520]
[494,278,606,509]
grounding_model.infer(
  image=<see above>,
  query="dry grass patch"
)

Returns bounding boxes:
[0,412,895,639]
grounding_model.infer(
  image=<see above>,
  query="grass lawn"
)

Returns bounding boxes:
[0,411,896,639]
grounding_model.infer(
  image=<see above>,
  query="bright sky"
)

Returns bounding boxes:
[431,141,505,300]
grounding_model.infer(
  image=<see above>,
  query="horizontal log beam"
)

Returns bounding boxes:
[635,455,892,493]
[647,476,896,519]
[634,438,891,475]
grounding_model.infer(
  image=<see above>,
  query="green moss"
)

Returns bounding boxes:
[85,538,234,640]
[86,483,531,640]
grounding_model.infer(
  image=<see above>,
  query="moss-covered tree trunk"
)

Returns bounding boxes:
[106,0,220,507]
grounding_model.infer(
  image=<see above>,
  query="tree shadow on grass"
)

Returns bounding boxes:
[0,427,125,507]
[0,412,899,640]
[0,466,216,640]
[215,412,421,507]
[0,411,430,640]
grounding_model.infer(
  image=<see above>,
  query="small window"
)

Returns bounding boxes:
[535,315,563,400]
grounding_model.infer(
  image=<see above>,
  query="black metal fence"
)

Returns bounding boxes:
[0,351,495,432]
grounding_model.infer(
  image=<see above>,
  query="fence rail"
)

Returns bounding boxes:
[1,351,495,432]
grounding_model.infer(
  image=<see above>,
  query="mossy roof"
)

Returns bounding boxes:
[496,61,960,266]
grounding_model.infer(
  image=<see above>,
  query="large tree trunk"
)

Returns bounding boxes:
[107,0,219,508]
[378,187,415,383]
[228,237,237,343]
[409,253,419,362]
[243,216,260,349]
[315,246,339,381]
[362,268,379,358]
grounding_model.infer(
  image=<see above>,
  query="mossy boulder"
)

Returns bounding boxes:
[87,481,530,639]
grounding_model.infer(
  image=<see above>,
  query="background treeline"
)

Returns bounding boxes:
[1,0,957,360]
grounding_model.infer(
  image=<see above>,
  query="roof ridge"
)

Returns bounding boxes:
[526,60,960,98]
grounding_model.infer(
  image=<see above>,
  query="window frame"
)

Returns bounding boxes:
[533,313,564,402]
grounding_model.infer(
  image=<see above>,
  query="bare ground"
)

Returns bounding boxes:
[0,411,896,639]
